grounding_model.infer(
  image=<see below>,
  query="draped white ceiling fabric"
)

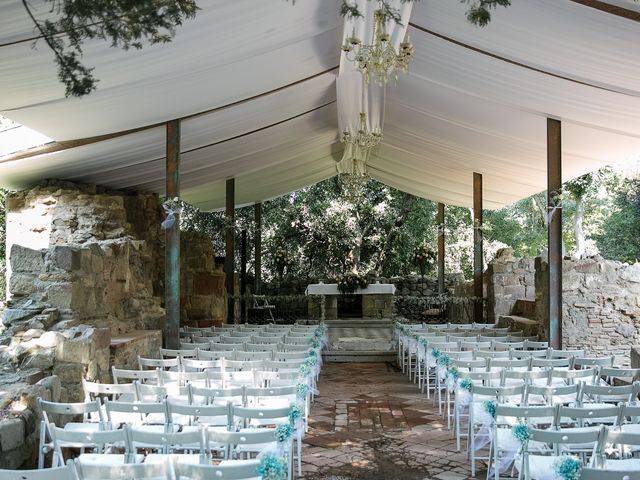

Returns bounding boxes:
[1,0,639,210]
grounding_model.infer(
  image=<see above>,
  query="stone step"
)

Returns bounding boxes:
[324,350,397,363]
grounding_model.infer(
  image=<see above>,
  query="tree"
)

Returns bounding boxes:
[23,0,198,97]
[565,173,595,258]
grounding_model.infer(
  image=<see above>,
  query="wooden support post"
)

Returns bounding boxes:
[437,202,445,295]
[240,229,247,323]
[473,173,484,323]
[254,202,262,295]
[547,118,563,349]
[164,120,180,349]
[225,178,235,324]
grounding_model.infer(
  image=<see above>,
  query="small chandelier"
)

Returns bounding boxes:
[341,5,414,86]
[341,112,383,148]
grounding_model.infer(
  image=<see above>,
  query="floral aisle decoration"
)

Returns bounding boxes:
[274,249,287,280]
[335,272,368,294]
[275,423,293,444]
[483,400,497,419]
[554,456,582,480]
[257,452,287,480]
[511,422,530,449]
[296,382,309,401]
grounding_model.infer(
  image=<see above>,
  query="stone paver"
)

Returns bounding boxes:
[301,362,485,480]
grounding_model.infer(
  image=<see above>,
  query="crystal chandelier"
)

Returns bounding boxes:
[341,112,383,149]
[341,5,414,86]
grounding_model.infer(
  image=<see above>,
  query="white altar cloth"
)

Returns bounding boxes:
[305,283,396,295]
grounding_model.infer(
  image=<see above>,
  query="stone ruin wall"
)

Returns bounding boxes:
[534,256,640,366]
[0,181,225,467]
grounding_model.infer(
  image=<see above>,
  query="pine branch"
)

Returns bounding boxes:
[461,0,511,27]
[340,0,363,19]
[22,0,199,97]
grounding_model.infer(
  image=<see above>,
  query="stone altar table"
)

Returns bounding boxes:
[305,283,396,320]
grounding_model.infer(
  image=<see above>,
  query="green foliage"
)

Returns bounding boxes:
[24,0,198,97]
[595,177,640,263]
[461,0,511,27]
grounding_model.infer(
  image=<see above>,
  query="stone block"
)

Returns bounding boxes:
[56,331,94,364]
[53,362,86,385]
[22,348,55,370]
[37,375,62,403]
[621,264,640,283]
[503,285,526,299]
[0,418,25,452]
[2,308,41,326]
[193,273,224,296]
[615,322,636,339]
[10,245,45,273]
[8,273,38,296]
[51,245,81,271]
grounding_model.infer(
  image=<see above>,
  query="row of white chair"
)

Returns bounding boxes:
[2,456,267,480]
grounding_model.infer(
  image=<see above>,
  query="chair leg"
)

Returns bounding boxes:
[38,421,46,469]
[297,436,302,478]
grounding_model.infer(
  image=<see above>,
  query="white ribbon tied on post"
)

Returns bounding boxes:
[161,197,181,230]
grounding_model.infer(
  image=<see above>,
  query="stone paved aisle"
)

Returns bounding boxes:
[301,362,483,480]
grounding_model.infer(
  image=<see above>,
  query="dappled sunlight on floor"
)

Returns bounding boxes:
[301,362,483,480]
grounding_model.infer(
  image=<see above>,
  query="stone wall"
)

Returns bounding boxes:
[486,247,535,323]
[180,231,225,326]
[535,255,640,365]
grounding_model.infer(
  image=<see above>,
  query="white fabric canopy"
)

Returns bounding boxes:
[1,0,639,210]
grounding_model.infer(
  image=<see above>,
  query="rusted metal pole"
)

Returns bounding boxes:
[240,229,247,323]
[225,178,235,324]
[473,173,484,323]
[165,119,180,349]
[547,118,563,349]
[254,202,262,295]
[437,202,445,295]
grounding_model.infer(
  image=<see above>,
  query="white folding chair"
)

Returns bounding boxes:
[71,457,171,480]
[49,424,136,466]
[38,399,105,469]
[129,427,207,465]
[518,426,603,480]
[172,457,261,480]
[0,463,74,480]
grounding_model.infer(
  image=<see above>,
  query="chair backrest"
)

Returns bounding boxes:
[161,347,197,359]
[231,405,291,428]
[49,423,131,459]
[129,426,206,461]
[82,379,138,402]
[159,370,209,387]
[255,370,300,386]
[490,357,531,370]
[580,382,638,405]
[523,339,548,350]
[557,404,622,428]
[172,458,262,480]
[104,399,168,427]
[601,429,640,455]
[471,383,526,403]
[191,335,212,344]
[224,359,264,371]
[235,350,273,361]
[599,367,640,384]
[273,350,309,361]
[72,457,170,480]
[549,348,586,359]
[459,340,490,351]
[511,349,548,359]
[189,385,244,404]
[503,369,550,384]
[474,350,510,360]
[526,425,603,448]
[525,383,580,405]
[245,342,279,352]
[244,385,297,401]
[112,367,159,384]
[620,403,640,425]
[492,340,524,351]
[550,366,597,384]
[0,464,75,480]
[574,356,615,368]
[461,369,502,385]
[39,399,103,425]
[167,400,230,427]
[451,358,487,371]
[138,356,180,370]
[205,427,282,453]
[278,344,312,352]
[531,357,572,369]
[494,404,558,426]
[580,467,640,480]
[135,383,190,403]
[182,357,224,372]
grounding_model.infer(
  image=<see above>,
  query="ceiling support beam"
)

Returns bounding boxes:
[225,178,236,324]
[473,172,484,323]
[547,118,563,349]
[437,202,446,295]
[240,229,247,324]
[164,119,181,349]
[254,202,262,295]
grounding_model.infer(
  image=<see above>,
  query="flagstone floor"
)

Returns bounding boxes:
[301,362,484,480]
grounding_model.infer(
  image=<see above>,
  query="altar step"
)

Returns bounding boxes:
[324,318,396,363]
